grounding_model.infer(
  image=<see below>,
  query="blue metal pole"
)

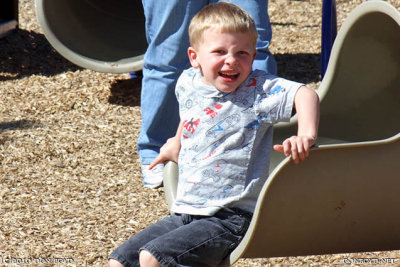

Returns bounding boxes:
[321,0,337,78]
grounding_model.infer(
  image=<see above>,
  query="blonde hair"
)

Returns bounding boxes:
[189,2,258,49]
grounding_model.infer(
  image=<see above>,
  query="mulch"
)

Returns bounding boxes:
[1,0,399,266]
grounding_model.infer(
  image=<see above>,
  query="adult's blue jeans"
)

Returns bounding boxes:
[138,0,277,164]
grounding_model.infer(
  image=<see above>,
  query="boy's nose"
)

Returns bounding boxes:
[225,54,238,65]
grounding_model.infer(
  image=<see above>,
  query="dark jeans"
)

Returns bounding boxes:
[109,208,252,267]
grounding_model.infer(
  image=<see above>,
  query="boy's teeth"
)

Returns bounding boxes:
[220,72,238,76]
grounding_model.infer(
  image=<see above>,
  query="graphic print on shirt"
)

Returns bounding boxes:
[179,96,208,113]
[188,117,256,167]
[179,89,258,204]
[244,120,260,130]
[205,113,240,138]
[253,84,288,124]
[198,160,228,184]
[186,135,226,166]
[269,85,285,95]
[228,84,259,108]
[246,77,257,87]
[184,126,255,203]
[181,183,235,206]
[184,182,235,204]
[174,68,300,212]
[182,161,239,205]
[182,117,201,139]
[203,103,223,119]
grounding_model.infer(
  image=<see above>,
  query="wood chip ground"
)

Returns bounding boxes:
[1,0,399,266]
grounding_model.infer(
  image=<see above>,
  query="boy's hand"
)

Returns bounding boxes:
[148,137,181,170]
[276,85,319,164]
[273,135,316,164]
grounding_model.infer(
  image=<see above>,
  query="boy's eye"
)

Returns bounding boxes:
[213,50,225,54]
[238,51,249,55]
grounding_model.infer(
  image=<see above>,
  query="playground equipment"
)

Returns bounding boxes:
[35,0,339,76]
[321,0,337,77]
[270,0,400,172]
[0,0,18,39]
[164,134,400,265]
[163,1,400,265]
[35,0,146,73]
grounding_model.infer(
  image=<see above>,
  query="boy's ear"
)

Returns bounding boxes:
[188,47,200,68]
[252,51,257,62]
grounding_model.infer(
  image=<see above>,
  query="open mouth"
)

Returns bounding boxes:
[218,72,239,81]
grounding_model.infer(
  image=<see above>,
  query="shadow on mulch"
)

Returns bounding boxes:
[0,119,39,144]
[0,29,320,106]
[0,119,39,131]
[0,29,81,81]
[275,53,321,84]
[108,73,142,107]
[107,53,321,108]
[0,27,320,83]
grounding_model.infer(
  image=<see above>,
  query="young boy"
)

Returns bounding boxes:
[109,2,319,266]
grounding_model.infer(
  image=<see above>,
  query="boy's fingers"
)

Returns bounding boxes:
[275,136,316,164]
[296,139,306,162]
[148,155,164,170]
[148,161,156,170]
[273,144,284,152]
[290,141,299,164]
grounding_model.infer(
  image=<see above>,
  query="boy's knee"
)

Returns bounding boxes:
[109,258,125,267]
[139,250,161,267]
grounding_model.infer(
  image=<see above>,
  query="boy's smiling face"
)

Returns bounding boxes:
[188,28,256,93]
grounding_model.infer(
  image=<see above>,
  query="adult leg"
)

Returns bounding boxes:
[138,0,208,187]
[138,0,208,164]
[139,0,275,166]
[226,0,277,74]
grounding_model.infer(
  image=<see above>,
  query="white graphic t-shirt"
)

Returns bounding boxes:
[172,67,302,216]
